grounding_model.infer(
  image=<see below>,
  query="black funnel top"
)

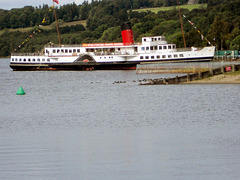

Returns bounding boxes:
[121,23,132,31]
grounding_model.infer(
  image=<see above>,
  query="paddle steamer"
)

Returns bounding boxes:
[10,23,215,71]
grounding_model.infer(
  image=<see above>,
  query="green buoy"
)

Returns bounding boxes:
[16,86,26,95]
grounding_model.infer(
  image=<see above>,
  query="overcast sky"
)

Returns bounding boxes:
[1,0,87,10]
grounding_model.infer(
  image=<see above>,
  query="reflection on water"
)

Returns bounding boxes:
[0,59,240,179]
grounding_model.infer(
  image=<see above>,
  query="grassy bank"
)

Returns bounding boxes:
[0,20,87,35]
[132,4,207,13]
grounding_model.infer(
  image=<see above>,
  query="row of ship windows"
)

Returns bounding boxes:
[141,45,176,51]
[48,49,81,53]
[140,54,184,59]
[143,37,166,42]
[100,56,114,59]
[11,58,50,62]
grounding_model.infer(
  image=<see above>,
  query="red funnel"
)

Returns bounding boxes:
[121,23,134,45]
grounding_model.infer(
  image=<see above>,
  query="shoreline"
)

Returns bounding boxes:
[185,71,240,84]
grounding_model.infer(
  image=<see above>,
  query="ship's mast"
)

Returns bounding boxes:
[177,0,186,48]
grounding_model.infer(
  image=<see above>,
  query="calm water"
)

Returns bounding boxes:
[1,59,240,179]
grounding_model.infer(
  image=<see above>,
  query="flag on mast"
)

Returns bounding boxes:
[53,0,59,4]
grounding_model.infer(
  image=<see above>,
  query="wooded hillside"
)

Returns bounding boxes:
[0,0,240,57]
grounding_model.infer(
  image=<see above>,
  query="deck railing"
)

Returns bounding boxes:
[11,52,45,56]
[176,47,203,52]
[44,44,83,48]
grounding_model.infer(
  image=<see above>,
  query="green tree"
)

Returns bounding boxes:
[100,27,121,42]
[207,16,229,50]
[230,35,240,50]
[9,14,19,29]
[153,0,163,7]
[18,13,29,28]
[151,20,180,36]
[79,3,90,20]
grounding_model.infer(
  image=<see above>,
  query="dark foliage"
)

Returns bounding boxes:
[1,0,240,57]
